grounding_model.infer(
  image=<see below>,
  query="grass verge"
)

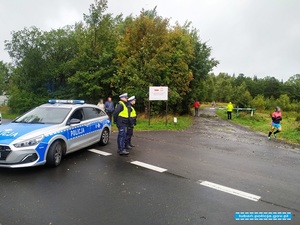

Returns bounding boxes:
[134,114,193,131]
[0,106,19,120]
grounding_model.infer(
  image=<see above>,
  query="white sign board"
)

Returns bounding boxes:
[149,86,168,101]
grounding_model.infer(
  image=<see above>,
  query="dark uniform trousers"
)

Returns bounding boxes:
[117,126,127,151]
[125,127,133,146]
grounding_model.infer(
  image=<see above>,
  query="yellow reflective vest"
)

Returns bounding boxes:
[130,106,136,117]
[129,105,137,126]
[227,102,234,112]
[118,101,129,118]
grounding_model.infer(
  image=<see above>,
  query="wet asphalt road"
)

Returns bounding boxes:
[0,109,299,225]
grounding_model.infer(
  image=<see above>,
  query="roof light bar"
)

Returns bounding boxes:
[48,100,85,104]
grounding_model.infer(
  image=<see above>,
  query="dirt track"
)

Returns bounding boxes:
[193,107,300,152]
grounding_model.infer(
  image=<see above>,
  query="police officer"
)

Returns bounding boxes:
[125,96,137,149]
[113,93,130,155]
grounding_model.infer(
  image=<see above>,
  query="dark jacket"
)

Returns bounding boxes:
[104,101,114,113]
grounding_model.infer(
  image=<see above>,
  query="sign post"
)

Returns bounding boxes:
[149,86,168,125]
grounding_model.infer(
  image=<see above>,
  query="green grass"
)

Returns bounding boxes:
[216,108,300,145]
[0,106,19,120]
[134,115,193,131]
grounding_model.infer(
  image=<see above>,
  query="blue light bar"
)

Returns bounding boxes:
[48,99,85,104]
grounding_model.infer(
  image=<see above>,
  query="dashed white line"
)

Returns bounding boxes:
[87,150,261,202]
[88,149,112,156]
[198,180,261,202]
[131,161,167,173]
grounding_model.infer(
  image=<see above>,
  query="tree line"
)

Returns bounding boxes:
[0,0,299,114]
[0,0,218,114]
[200,73,300,112]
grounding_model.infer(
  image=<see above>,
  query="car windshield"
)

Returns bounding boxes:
[14,107,71,124]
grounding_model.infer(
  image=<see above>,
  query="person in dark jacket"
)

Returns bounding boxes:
[104,97,114,122]
[113,93,130,155]
[125,96,137,149]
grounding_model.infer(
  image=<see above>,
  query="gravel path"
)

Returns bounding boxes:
[192,107,300,152]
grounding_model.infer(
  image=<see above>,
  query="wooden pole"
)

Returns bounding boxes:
[148,100,151,125]
[166,101,168,126]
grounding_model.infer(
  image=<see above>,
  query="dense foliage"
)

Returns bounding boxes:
[1,0,299,114]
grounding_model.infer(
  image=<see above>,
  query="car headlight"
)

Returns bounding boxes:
[13,135,44,148]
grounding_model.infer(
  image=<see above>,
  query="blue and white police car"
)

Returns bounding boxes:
[0,100,111,168]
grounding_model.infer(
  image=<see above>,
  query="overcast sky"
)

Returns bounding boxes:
[1,0,299,81]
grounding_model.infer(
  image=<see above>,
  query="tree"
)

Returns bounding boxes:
[5,27,51,112]
[200,74,216,102]
[251,94,266,110]
[42,27,79,98]
[233,82,253,107]
[213,73,233,102]
[275,94,291,111]
[187,28,219,106]
[0,61,10,94]
[113,9,195,114]
[68,0,119,102]
[5,26,80,113]
[260,76,282,99]
[284,74,300,101]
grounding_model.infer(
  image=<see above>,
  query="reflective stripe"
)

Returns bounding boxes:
[118,101,129,118]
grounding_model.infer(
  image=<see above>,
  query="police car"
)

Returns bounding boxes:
[0,100,111,168]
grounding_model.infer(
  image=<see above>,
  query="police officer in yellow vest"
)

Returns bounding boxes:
[125,96,137,149]
[113,93,130,155]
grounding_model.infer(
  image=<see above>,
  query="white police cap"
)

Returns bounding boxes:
[119,93,128,98]
[128,96,136,101]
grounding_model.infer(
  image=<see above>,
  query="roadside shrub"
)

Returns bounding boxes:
[265,96,276,110]
[275,94,291,111]
[8,90,48,114]
[251,94,266,110]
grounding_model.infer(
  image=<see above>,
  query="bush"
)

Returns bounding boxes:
[251,94,266,110]
[8,90,48,114]
[275,94,291,111]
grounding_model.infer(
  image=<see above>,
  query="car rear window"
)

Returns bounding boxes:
[83,107,105,120]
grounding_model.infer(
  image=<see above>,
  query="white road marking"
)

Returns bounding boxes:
[198,180,261,202]
[88,149,112,156]
[87,151,260,202]
[131,161,167,173]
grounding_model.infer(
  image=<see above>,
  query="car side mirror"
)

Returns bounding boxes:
[68,118,81,125]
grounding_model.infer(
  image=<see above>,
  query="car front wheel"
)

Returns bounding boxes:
[99,128,109,146]
[46,140,64,167]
